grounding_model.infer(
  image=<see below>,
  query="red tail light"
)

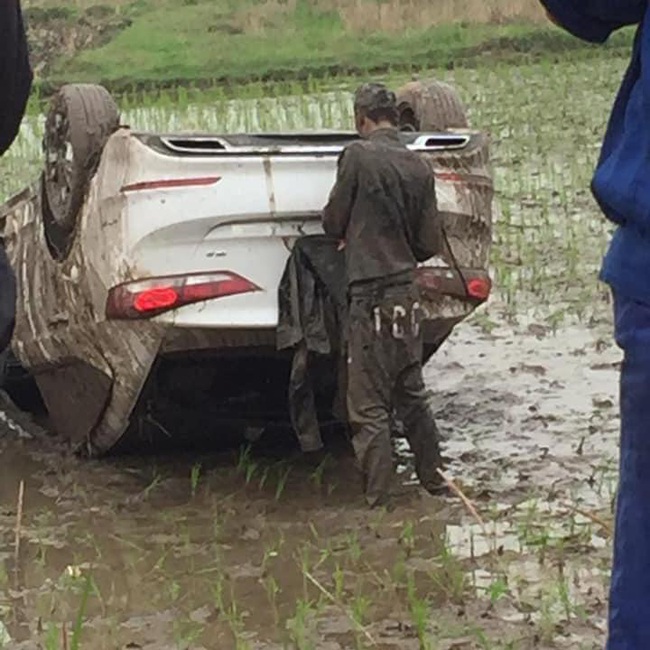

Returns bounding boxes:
[106,272,260,320]
[134,287,178,313]
[466,276,491,300]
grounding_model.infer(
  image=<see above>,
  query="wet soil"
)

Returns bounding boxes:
[0,315,619,649]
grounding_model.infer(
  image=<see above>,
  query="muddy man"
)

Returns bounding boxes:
[322,83,446,507]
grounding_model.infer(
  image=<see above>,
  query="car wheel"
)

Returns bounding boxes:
[396,80,469,132]
[42,84,120,260]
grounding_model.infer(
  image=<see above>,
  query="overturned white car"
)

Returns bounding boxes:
[0,82,493,456]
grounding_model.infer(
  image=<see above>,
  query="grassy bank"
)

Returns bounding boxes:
[25,0,635,93]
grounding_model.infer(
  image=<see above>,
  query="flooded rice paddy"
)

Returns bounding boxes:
[0,51,630,648]
[0,315,619,649]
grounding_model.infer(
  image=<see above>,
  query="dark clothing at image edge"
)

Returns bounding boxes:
[540,2,650,650]
[0,0,32,157]
[541,0,650,305]
[0,0,32,355]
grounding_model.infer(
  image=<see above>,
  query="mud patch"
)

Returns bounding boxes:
[429,317,619,507]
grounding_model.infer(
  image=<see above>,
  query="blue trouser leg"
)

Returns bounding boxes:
[607,293,650,649]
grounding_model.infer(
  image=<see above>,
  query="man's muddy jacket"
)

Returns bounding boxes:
[322,128,442,287]
[0,0,32,354]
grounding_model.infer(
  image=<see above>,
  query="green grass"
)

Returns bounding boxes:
[31,0,635,92]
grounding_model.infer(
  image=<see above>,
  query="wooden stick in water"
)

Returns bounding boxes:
[14,480,24,566]
[436,468,486,529]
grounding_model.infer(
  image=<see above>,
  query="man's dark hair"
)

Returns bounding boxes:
[353,83,398,126]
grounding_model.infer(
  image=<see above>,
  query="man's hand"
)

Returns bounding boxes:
[337,240,346,251]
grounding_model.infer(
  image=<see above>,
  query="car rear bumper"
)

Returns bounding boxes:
[7,264,488,456]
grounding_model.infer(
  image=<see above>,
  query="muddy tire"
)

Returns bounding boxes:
[42,84,119,258]
[396,80,468,132]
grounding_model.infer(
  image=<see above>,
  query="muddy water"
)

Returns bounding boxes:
[0,316,619,649]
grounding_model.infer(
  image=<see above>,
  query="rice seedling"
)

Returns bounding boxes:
[190,462,201,497]
[350,591,371,627]
[261,536,284,573]
[485,575,509,607]
[236,444,253,474]
[309,454,330,490]
[407,573,431,648]
[172,618,204,649]
[142,470,162,498]
[244,460,258,485]
[274,463,292,501]
[333,563,345,600]
[225,600,252,650]
[399,520,416,559]
[432,537,468,605]
[258,464,272,490]
[262,574,281,626]
[286,598,319,650]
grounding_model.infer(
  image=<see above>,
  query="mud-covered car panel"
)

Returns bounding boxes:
[2,164,165,454]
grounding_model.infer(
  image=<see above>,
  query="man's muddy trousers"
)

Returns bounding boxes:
[346,282,443,507]
[607,293,650,649]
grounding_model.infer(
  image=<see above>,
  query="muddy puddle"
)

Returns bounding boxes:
[0,314,619,649]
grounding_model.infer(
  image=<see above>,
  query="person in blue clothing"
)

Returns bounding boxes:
[540,1,650,648]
